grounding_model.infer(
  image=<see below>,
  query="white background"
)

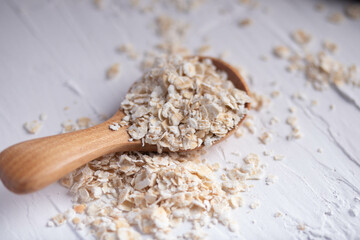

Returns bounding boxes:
[1,0,360,239]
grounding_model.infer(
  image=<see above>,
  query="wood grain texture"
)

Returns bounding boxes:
[0,57,250,194]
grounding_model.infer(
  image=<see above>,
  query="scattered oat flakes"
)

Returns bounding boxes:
[94,0,103,9]
[288,106,296,113]
[265,175,278,185]
[273,46,290,59]
[263,150,274,156]
[269,117,279,125]
[286,116,297,126]
[311,100,318,106]
[271,90,280,98]
[292,92,307,100]
[239,18,253,27]
[297,224,306,231]
[235,127,245,138]
[346,5,360,19]
[273,154,285,161]
[109,122,120,131]
[197,44,212,55]
[61,120,76,133]
[315,3,325,11]
[328,12,344,24]
[47,220,55,227]
[291,29,312,45]
[274,212,283,218]
[244,119,256,134]
[259,132,273,145]
[323,40,338,53]
[155,15,190,55]
[329,104,335,110]
[249,200,261,209]
[286,116,302,140]
[52,213,66,226]
[251,92,271,111]
[77,117,92,129]
[171,0,205,13]
[117,43,139,60]
[228,221,239,232]
[24,120,42,134]
[106,63,120,80]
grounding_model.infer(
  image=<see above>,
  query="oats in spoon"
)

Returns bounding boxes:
[119,55,251,152]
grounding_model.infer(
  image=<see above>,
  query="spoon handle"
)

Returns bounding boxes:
[0,111,131,194]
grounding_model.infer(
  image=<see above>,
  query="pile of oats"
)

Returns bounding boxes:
[118,55,250,152]
[49,151,266,239]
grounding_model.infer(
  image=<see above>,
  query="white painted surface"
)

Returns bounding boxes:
[1,0,360,239]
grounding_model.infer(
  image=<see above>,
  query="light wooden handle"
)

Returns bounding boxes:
[0,111,136,194]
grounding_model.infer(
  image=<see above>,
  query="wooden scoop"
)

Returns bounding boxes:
[0,57,250,194]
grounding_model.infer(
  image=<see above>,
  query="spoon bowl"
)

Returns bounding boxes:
[0,56,250,194]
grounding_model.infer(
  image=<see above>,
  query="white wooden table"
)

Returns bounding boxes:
[1,0,360,239]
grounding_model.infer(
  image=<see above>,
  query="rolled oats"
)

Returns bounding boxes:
[117,43,139,60]
[275,33,359,90]
[274,212,283,218]
[52,150,265,239]
[315,3,325,11]
[77,117,92,129]
[109,122,121,131]
[265,175,278,185]
[106,63,120,80]
[239,18,253,27]
[259,132,273,145]
[291,29,312,45]
[24,120,42,134]
[273,154,285,161]
[197,44,212,55]
[119,56,250,152]
[323,40,338,53]
[249,200,260,209]
[273,46,290,59]
[346,5,360,19]
[328,12,344,24]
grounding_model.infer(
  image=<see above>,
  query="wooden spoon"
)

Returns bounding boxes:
[0,56,250,194]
